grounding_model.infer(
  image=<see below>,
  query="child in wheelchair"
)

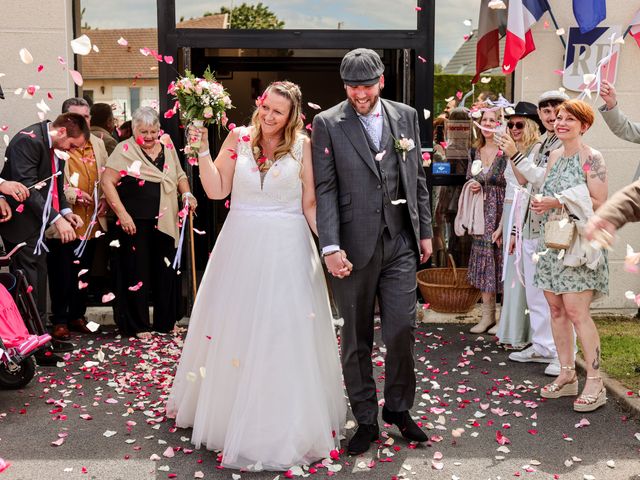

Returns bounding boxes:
[0,243,52,388]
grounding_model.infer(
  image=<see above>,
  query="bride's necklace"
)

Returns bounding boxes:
[255,136,282,172]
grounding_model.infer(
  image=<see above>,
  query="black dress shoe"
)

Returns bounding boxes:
[348,423,379,456]
[382,407,428,442]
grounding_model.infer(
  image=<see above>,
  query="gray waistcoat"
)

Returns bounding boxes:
[361,108,411,239]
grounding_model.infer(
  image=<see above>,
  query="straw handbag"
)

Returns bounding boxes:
[544,206,575,250]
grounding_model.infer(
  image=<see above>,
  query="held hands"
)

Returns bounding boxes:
[531,196,561,215]
[600,80,617,110]
[326,250,353,279]
[0,180,30,202]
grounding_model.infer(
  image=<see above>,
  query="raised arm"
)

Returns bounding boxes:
[195,126,238,200]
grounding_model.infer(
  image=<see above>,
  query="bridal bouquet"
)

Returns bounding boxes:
[168,67,233,160]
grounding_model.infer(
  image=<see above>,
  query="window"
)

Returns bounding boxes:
[175,1,418,30]
[130,87,141,113]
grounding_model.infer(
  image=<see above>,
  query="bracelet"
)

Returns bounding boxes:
[198,149,211,158]
[182,192,193,200]
[322,250,340,257]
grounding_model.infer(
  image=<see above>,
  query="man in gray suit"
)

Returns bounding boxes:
[312,49,433,455]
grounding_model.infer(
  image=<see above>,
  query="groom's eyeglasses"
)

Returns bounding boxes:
[507,121,525,130]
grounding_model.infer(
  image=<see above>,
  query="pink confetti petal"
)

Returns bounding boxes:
[69,69,84,86]
[102,292,116,303]
[128,281,143,292]
[164,56,174,64]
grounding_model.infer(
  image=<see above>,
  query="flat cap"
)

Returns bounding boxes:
[538,90,569,105]
[340,48,384,86]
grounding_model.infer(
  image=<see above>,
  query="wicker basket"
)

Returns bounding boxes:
[417,254,481,313]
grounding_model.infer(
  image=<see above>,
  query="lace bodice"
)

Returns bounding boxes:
[230,127,305,215]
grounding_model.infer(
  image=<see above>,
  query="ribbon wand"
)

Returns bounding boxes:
[28,171,62,190]
[189,208,197,300]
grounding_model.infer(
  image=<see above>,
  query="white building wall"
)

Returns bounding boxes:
[0,0,76,163]
[517,0,640,310]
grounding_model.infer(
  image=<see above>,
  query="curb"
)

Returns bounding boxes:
[575,355,640,418]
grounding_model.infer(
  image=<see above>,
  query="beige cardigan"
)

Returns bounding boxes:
[106,137,187,246]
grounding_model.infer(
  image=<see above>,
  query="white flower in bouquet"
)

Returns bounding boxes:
[169,67,234,160]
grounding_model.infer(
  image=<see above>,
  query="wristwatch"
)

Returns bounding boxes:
[322,250,340,257]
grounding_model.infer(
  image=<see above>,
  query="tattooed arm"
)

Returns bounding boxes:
[582,147,608,211]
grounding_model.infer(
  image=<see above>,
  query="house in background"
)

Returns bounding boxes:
[80,14,228,122]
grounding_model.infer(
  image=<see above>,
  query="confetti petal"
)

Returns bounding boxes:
[19,48,34,64]
[70,34,92,55]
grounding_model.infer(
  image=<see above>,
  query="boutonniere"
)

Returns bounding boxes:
[394,136,415,161]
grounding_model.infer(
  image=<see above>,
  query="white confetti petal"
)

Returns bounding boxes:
[71,34,92,55]
[19,48,34,64]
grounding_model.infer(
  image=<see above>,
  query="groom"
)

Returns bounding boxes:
[312,48,433,454]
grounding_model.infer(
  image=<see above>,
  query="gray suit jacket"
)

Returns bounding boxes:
[600,104,640,143]
[312,99,433,269]
[599,104,640,180]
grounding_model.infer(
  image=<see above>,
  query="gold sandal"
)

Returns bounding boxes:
[540,365,579,399]
[573,376,607,412]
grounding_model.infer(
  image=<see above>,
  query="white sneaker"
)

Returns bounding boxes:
[508,345,554,364]
[544,357,561,376]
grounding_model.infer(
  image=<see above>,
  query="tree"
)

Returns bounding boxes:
[204,2,284,30]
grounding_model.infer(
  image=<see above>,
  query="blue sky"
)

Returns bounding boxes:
[81,0,480,66]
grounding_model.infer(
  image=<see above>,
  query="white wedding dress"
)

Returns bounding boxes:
[166,129,346,470]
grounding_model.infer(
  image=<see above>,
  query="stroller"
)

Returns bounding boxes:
[0,243,52,389]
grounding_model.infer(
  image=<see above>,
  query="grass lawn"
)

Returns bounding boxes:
[592,314,640,392]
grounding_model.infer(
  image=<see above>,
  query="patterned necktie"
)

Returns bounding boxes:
[360,114,381,151]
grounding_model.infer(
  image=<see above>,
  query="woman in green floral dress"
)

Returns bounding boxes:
[531,100,608,412]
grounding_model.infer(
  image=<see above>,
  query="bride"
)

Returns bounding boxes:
[166,81,347,470]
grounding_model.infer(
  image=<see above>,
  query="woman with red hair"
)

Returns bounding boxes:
[531,99,609,412]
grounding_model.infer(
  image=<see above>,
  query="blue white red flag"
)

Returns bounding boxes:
[630,8,640,48]
[473,0,508,83]
[502,0,548,74]
[573,0,606,34]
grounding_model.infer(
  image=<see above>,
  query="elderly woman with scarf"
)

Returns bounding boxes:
[101,107,197,339]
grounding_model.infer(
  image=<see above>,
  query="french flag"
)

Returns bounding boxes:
[630,8,640,49]
[473,0,508,84]
[502,0,549,74]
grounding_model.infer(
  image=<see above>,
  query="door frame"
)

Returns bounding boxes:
[157,0,435,147]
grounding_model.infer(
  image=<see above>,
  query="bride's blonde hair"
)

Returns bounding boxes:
[250,81,304,171]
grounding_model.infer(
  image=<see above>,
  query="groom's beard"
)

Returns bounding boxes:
[348,95,380,116]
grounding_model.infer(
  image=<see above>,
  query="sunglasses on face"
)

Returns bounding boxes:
[507,121,525,130]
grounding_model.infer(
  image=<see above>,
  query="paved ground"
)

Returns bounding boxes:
[1,323,639,480]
